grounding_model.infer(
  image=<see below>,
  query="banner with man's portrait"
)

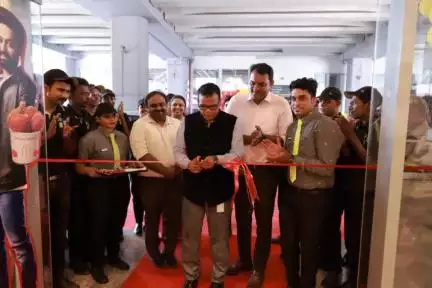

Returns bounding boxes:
[0,1,47,287]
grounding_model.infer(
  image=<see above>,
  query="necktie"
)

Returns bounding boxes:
[109,133,121,169]
[290,119,303,183]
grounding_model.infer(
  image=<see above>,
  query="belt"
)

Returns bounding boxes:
[48,175,61,182]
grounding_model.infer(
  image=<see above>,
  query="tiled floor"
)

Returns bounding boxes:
[68,230,146,288]
[394,173,432,288]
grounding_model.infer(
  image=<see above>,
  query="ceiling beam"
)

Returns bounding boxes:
[185,36,358,45]
[167,12,389,24]
[31,26,110,37]
[30,15,107,27]
[177,26,375,37]
[45,36,110,45]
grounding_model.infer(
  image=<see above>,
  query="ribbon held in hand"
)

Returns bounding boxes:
[224,159,259,203]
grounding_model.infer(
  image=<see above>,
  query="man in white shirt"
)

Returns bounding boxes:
[225,63,293,287]
[130,91,181,268]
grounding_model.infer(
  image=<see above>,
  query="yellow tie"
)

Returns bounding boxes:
[290,119,302,183]
[109,133,121,169]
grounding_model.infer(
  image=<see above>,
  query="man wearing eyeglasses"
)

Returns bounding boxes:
[174,83,244,288]
[225,63,293,287]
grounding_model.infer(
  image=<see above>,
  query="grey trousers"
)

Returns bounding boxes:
[182,197,232,283]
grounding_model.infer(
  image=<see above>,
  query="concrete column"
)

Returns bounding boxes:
[167,58,189,96]
[112,16,149,113]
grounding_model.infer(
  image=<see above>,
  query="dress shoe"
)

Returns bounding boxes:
[90,266,108,284]
[183,279,198,288]
[151,255,166,268]
[210,282,224,288]
[70,262,89,275]
[109,258,130,271]
[247,271,265,288]
[271,236,281,244]
[227,261,253,275]
[134,223,143,236]
[162,253,178,268]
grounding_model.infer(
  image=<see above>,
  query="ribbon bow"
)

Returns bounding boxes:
[224,159,259,203]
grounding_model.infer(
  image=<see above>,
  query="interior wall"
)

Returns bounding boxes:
[192,55,345,85]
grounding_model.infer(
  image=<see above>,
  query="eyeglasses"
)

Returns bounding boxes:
[199,104,218,111]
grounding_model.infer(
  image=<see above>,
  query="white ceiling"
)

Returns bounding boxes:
[31,0,391,56]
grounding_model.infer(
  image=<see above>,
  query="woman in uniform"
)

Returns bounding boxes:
[75,103,131,284]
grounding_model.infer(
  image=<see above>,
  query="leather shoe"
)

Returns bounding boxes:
[134,223,143,236]
[70,262,89,275]
[210,282,224,288]
[90,266,108,284]
[151,255,165,268]
[227,261,253,275]
[163,253,178,268]
[247,271,264,288]
[183,279,198,288]
[109,258,130,271]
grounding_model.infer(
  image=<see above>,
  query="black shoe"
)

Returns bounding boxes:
[70,262,89,275]
[271,236,281,244]
[210,282,224,288]
[163,253,178,268]
[183,280,198,288]
[90,266,108,284]
[109,258,130,271]
[247,271,265,288]
[227,261,253,276]
[134,223,143,236]
[151,255,165,268]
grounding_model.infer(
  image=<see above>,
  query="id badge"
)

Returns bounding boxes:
[216,203,224,213]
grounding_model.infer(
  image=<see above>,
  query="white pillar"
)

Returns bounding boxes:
[111,16,149,113]
[167,58,189,96]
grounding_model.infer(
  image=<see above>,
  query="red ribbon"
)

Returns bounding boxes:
[224,159,259,203]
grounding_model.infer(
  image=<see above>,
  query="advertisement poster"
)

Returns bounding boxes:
[0,1,45,287]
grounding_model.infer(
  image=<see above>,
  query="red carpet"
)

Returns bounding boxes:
[122,200,345,287]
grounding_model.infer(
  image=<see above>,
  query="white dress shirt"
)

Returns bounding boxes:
[130,115,181,177]
[174,113,245,169]
[226,93,293,163]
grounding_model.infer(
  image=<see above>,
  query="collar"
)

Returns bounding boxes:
[45,104,64,117]
[247,92,272,104]
[97,126,117,137]
[144,114,173,126]
[297,108,320,124]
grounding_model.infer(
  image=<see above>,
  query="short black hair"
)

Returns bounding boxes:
[171,95,186,106]
[167,93,176,102]
[289,78,318,97]
[71,77,90,94]
[0,7,26,60]
[145,91,167,106]
[249,63,274,82]
[197,83,221,100]
[102,89,115,100]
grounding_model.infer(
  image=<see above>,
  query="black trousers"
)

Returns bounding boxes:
[279,184,330,288]
[86,176,130,266]
[319,187,345,272]
[131,174,144,225]
[344,189,375,287]
[234,167,280,271]
[40,173,70,286]
[68,173,89,266]
[137,176,182,259]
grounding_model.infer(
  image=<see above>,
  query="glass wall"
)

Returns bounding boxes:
[393,3,432,287]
